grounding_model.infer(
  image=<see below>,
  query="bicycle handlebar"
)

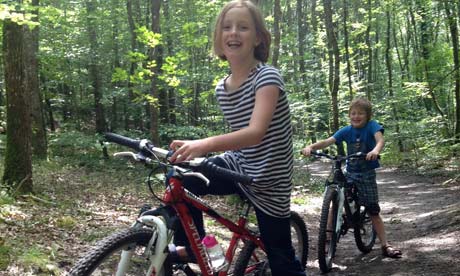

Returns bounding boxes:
[105,132,169,158]
[310,151,371,162]
[104,132,253,185]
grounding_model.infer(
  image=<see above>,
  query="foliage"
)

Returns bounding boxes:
[18,246,59,275]
[0,190,14,205]
[159,124,209,145]
[55,215,77,230]
[47,130,105,168]
[0,243,11,270]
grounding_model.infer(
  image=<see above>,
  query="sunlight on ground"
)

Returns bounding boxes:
[406,232,459,253]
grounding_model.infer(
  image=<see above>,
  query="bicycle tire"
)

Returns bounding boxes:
[317,188,339,273]
[353,205,376,253]
[69,227,172,276]
[232,211,309,276]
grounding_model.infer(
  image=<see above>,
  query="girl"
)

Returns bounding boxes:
[169,1,306,275]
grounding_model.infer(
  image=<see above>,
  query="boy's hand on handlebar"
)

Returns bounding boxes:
[169,139,208,163]
[366,150,380,161]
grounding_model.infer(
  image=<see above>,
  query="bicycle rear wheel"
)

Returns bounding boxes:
[353,205,376,253]
[69,227,171,276]
[317,188,340,273]
[232,211,308,276]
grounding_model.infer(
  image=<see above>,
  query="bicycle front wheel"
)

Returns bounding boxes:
[317,188,340,273]
[69,227,172,276]
[232,211,309,276]
[353,205,376,253]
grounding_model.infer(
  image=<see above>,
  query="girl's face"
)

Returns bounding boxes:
[349,107,368,128]
[220,6,259,63]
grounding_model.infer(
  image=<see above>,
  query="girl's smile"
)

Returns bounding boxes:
[221,7,259,62]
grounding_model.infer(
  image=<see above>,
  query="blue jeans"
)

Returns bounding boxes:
[173,156,306,276]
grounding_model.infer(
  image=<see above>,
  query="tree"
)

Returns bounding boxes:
[86,0,106,133]
[272,0,281,67]
[2,2,33,194]
[26,0,47,158]
[343,0,353,100]
[444,1,460,147]
[149,0,161,144]
[323,0,340,134]
[384,8,403,152]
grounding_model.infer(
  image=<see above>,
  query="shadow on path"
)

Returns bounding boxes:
[295,160,460,276]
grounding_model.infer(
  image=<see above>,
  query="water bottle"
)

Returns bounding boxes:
[202,234,228,272]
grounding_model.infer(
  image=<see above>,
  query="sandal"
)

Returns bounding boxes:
[382,245,402,258]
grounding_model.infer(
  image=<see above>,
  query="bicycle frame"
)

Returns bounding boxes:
[117,166,266,276]
[324,184,345,237]
[167,170,266,276]
[324,157,357,237]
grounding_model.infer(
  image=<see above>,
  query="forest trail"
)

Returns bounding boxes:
[292,160,460,276]
[2,157,459,275]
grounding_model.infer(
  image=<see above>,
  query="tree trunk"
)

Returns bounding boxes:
[86,0,106,133]
[149,0,161,144]
[323,0,340,135]
[2,8,33,194]
[444,1,460,147]
[343,0,353,100]
[296,0,315,143]
[126,0,141,130]
[365,0,373,100]
[272,0,281,67]
[110,0,121,132]
[163,0,175,125]
[26,0,47,158]
[385,10,403,152]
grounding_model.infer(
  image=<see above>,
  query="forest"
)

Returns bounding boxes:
[0,0,459,275]
[1,0,459,192]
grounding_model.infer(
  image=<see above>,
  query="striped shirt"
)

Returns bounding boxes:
[215,63,294,218]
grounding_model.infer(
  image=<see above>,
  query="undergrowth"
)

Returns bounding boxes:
[0,130,457,275]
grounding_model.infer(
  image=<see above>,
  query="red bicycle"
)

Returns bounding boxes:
[69,133,308,276]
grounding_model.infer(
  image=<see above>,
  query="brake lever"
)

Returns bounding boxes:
[114,151,153,163]
[183,172,210,186]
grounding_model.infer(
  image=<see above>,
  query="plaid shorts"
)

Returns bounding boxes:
[345,170,379,206]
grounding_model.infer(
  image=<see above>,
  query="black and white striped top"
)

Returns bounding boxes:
[215,63,294,218]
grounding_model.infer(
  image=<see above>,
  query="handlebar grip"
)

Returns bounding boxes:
[199,160,253,185]
[104,132,141,151]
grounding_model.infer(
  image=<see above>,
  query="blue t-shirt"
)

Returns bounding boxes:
[333,120,384,172]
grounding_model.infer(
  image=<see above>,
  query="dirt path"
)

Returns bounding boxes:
[292,160,460,276]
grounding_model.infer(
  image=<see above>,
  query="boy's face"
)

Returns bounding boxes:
[349,107,368,128]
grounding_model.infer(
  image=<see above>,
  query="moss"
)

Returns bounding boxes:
[0,244,11,270]
[56,216,77,230]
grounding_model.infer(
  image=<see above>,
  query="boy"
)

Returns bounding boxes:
[301,97,402,258]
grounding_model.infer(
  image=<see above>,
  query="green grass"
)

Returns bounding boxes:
[17,246,60,275]
[0,244,11,270]
[56,216,77,230]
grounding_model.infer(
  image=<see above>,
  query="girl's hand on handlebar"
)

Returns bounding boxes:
[169,139,208,163]
[301,146,313,157]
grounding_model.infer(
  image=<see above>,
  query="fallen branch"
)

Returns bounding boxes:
[20,194,57,206]
[442,174,460,185]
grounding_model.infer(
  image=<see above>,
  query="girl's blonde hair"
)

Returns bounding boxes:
[349,97,373,121]
[213,0,271,62]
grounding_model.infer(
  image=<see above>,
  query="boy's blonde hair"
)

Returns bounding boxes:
[349,97,373,121]
[213,0,271,62]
